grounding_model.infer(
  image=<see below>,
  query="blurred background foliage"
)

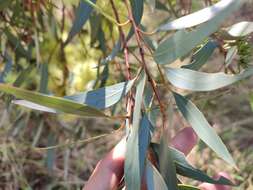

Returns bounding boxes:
[0,0,252,189]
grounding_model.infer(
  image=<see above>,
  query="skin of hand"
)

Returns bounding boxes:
[83,127,232,190]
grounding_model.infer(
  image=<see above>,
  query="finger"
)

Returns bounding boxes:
[199,172,232,190]
[171,127,198,155]
[84,127,198,190]
[83,138,126,190]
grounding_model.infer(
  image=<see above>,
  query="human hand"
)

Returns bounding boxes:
[83,127,232,190]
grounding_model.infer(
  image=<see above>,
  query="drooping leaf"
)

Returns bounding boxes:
[158,0,237,31]
[173,92,235,166]
[65,0,96,44]
[130,0,144,25]
[223,21,253,39]
[125,72,147,190]
[151,143,234,185]
[182,41,217,70]
[145,160,168,190]
[225,46,238,67]
[101,40,121,64]
[13,80,134,111]
[154,0,243,65]
[165,67,253,91]
[159,134,178,189]
[0,84,107,118]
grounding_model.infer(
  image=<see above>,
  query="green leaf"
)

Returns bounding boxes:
[145,160,168,190]
[165,67,253,91]
[65,0,96,44]
[173,92,235,166]
[13,80,134,111]
[0,84,107,118]
[154,0,243,65]
[182,41,217,71]
[158,0,236,31]
[125,72,147,190]
[130,0,144,25]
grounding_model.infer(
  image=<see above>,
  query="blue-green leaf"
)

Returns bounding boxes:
[0,84,107,118]
[65,0,96,44]
[145,160,168,190]
[152,143,234,185]
[165,67,253,91]
[182,41,217,71]
[125,72,147,190]
[159,134,178,189]
[130,0,144,25]
[173,92,235,166]
[158,0,236,31]
[154,0,243,65]
[13,80,134,111]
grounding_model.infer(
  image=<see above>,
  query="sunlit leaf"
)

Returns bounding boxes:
[13,80,134,111]
[158,0,237,31]
[165,67,253,91]
[65,0,96,44]
[223,21,253,39]
[125,72,147,190]
[182,41,217,70]
[154,0,243,65]
[0,84,107,118]
[173,92,235,166]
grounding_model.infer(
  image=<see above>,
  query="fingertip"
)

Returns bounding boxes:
[171,127,198,155]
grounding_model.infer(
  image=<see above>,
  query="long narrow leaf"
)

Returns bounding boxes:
[145,160,168,190]
[154,0,243,65]
[165,67,253,91]
[173,93,235,166]
[13,80,134,111]
[0,84,107,117]
[152,143,234,185]
[125,72,147,190]
[182,41,217,71]
[158,0,237,31]
[65,0,96,44]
